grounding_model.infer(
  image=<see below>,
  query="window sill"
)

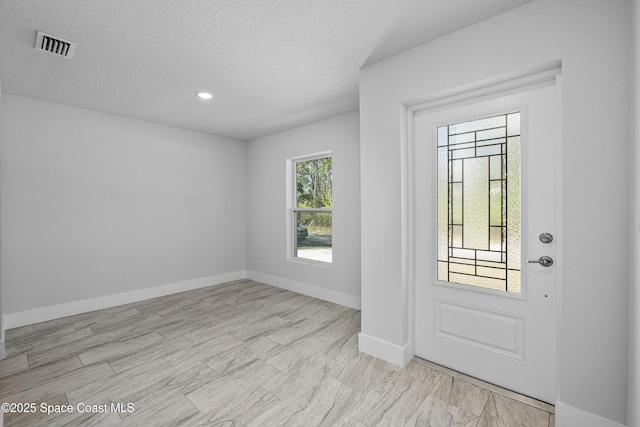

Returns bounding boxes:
[288,256,332,269]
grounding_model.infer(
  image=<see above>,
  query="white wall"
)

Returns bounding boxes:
[359,0,630,425]
[630,0,640,425]
[1,95,246,322]
[245,111,361,308]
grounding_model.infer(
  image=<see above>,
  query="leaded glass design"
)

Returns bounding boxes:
[437,112,521,293]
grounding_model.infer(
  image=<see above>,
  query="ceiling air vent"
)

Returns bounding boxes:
[35,31,77,59]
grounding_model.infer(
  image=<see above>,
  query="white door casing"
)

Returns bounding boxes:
[412,77,559,404]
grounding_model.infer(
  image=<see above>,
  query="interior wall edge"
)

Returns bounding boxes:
[357,332,411,367]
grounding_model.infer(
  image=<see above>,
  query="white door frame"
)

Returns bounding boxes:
[403,65,564,402]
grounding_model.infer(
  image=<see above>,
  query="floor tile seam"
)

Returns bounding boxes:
[31,309,108,331]
[27,349,83,369]
[154,305,218,319]
[227,329,284,344]
[116,402,127,423]
[152,307,222,321]
[77,337,164,368]
[295,354,344,382]
[421,376,464,418]
[328,376,364,401]
[0,354,83,385]
[447,384,491,417]
[27,332,122,367]
[10,334,95,357]
[3,342,28,356]
[77,331,164,365]
[6,324,35,335]
[104,360,118,375]
[88,321,148,335]
[72,322,119,333]
[107,343,175,373]
[394,371,436,419]
[77,356,123,375]
[110,328,159,340]
[304,312,357,325]
[134,306,184,317]
[173,392,203,421]
[0,360,30,380]
[470,377,553,413]
[475,391,494,427]
[372,373,430,425]
[322,350,353,368]
[347,404,367,424]
[478,391,551,425]
[72,307,141,324]
[5,343,64,359]
[5,326,79,349]
[332,367,383,395]
[119,389,199,423]
[0,357,101,401]
[421,392,483,425]
[253,337,286,360]
[226,357,286,381]
[6,330,67,345]
[161,355,181,371]
[264,329,317,349]
[95,308,146,322]
[106,301,147,313]
[281,384,325,420]
[229,384,286,417]
[231,294,286,306]
[187,332,246,350]
[315,390,351,426]
[3,347,32,360]
[181,380,221,414]
[108,328,169,343]
[287,320,343,340]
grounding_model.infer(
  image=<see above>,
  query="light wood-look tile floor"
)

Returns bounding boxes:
[0,279,555,426]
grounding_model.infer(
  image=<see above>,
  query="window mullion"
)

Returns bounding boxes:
[293,208,332,213]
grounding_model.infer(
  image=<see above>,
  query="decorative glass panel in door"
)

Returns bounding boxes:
[437,112,521,292]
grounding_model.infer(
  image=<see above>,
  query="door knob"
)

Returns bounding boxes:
[527,256,553,267]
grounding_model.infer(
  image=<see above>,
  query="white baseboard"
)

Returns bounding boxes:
[358,332,412,367]
[246,271,361,310]
[3,270,247,329]
[555,401,627,427]
[0,340,5,360]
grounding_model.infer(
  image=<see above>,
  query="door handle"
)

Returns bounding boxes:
[527,256,553,267]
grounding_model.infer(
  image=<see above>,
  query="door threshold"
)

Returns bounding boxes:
[412,356,555,414]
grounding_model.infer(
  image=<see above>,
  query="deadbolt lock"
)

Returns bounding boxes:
[539,233,553,244]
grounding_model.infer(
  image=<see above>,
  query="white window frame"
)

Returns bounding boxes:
[287,151,333,266]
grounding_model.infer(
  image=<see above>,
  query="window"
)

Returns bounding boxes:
[437,112,521,292]
[291,155,332,263]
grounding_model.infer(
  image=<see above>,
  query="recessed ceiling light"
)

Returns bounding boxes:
[197,92,213,100]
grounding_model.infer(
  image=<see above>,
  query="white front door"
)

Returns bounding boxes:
[413,81,558,403]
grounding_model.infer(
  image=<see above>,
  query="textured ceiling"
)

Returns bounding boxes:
[0,0,534,141]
